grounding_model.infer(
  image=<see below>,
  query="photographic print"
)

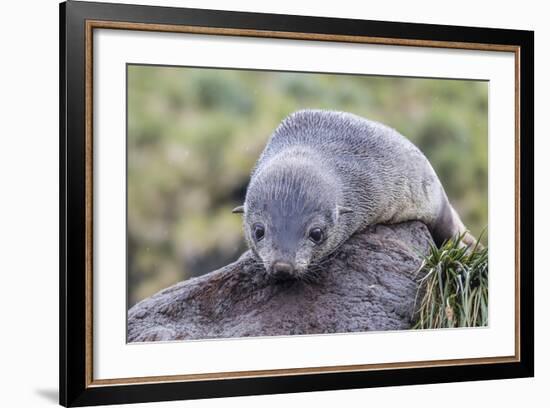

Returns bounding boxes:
[60,2,533,405]
[126,65,489,342]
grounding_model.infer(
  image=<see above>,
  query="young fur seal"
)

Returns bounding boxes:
[233,110,475,280]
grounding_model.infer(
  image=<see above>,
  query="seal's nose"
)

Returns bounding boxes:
[272,261,295,280]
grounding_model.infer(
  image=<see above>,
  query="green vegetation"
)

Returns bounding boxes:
[127,64,488,307]
[414,234,488,329]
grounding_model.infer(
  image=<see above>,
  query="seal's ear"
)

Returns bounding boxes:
[232,205,245,214]
[337,205,354,215]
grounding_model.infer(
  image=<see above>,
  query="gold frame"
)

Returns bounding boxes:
[84,20,521,388]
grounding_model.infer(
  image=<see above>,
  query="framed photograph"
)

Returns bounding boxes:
[60,1,534,406]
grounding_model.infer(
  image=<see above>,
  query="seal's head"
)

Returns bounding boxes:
[233,157,352,281]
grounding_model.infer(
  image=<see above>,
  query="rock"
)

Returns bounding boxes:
[127,221,432,342]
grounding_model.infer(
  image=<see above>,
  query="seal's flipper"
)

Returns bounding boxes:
[430,200,481,249]
[430,198,459,247]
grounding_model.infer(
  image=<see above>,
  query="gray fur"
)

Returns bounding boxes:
[240,110,468,278]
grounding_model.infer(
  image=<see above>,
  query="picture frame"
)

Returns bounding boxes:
[59,1,534,406]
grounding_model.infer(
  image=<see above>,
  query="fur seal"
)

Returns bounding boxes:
[233,110,475,280]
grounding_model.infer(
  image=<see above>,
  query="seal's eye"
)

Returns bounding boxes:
[308,227,324,244]
[253,223,265,242]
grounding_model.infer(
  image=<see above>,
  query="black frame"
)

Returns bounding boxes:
[60,1,534,406]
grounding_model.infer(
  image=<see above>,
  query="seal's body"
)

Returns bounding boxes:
[235,110,473,280]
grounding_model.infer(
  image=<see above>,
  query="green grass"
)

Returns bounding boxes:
[413,233,488,329]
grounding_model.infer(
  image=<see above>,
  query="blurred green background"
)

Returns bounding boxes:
[127,64,488,307]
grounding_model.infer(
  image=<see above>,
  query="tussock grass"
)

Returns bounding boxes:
[413,232,488,329]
